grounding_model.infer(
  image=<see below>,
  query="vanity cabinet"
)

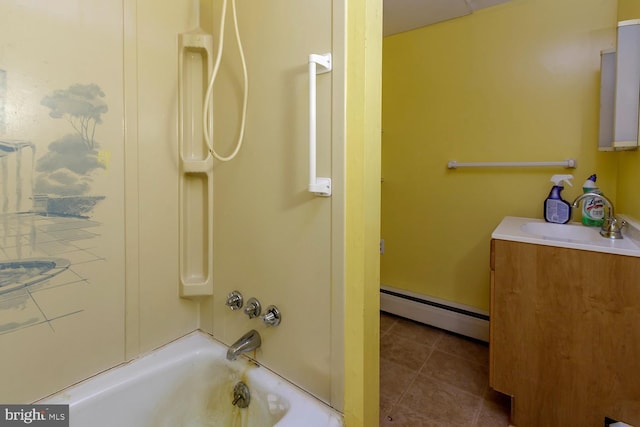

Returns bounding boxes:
[490,239,640,426]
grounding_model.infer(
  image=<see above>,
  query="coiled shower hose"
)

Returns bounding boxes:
[203,0,248,162]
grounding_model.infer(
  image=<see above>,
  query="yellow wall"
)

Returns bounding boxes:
[618,0,640,20]
[344,1,383,426]
[381,0,618,311]
[616,0,640,220]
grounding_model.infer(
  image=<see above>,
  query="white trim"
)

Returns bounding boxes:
[380,285,490,342]
[619,19,640,27]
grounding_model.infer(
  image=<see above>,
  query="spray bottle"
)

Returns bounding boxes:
[544,175,573,224]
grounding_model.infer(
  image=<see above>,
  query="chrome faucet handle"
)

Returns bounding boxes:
[601,216,626,239]
[262,305,281,327]
[244,298,261,319]
[226,291,243,310]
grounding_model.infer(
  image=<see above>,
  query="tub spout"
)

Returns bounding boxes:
[226,329,261,361]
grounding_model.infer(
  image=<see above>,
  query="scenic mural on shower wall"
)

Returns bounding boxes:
[0,80,108,334]
[0,1,126,403]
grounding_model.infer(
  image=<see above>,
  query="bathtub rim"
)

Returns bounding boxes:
[38,330,344,426]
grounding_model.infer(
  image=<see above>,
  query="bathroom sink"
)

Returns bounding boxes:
[492,216,640,257]
[520,221,600,243]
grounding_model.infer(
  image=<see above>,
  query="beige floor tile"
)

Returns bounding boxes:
[396,375,482,426]
[380,311,399,336]
[381,404,448,426]
[380,412,392,426]
[435,331,489,366]
[379,312,510,426]
[476,407,510,427]
[380,332,433,371]
[380,358,416,411]
[388,317,443,346]
[420,350,489,397]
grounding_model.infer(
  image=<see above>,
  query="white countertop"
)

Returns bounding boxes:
[492,216,640,257]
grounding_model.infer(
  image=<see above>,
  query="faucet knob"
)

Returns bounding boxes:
[262,305,281,327]
[226,291,243,310]
[601,217,627,239]
[232,382,251,408]
[244,298,261,319]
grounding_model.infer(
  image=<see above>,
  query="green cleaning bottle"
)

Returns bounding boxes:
[581,174,604,227]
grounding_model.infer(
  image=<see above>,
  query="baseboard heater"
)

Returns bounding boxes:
[380,285,490,342]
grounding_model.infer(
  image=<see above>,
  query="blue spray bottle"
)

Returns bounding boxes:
[544,174,573,224]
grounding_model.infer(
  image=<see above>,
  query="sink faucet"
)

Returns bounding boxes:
[571,192,626,239]
[226,329,262,361]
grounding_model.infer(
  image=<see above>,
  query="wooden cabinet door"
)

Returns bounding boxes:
[491,239,640,426]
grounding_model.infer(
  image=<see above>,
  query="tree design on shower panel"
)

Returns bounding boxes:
[35,83,108,217]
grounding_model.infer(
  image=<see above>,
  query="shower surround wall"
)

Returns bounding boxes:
[0,1,200,403]
[0,0,352,412]
[0,1,128,402]
[0,140,35,215]
[199,0,345,408]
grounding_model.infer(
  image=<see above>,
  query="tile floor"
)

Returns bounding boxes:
[380,311,511,426]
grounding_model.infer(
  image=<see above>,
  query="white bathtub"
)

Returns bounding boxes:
[40,331,343,427]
